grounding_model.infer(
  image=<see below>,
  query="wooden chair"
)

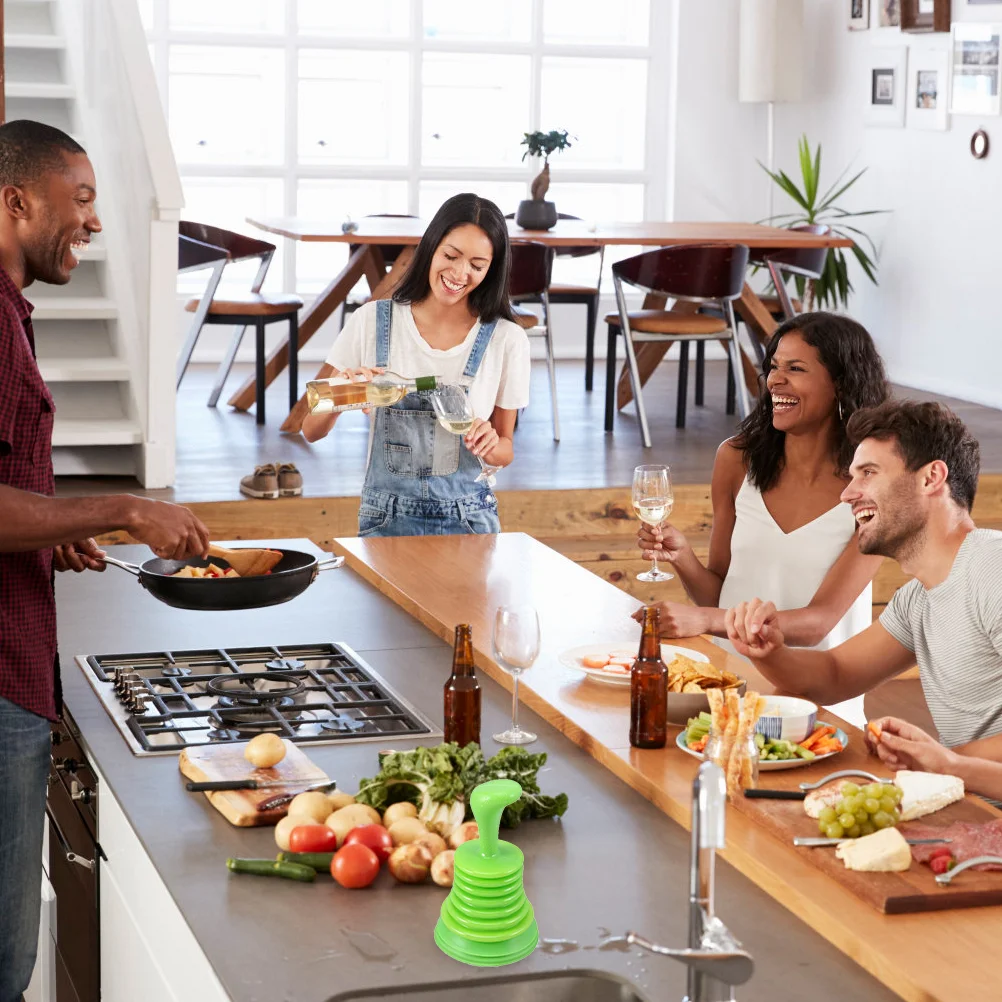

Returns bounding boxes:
[177,221,303,425]
[509,242,559,442]
[506,212,604,391]
[605,244,751,446]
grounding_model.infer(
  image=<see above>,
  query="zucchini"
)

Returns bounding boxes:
[226,857,316,882]
[277,851,335,871]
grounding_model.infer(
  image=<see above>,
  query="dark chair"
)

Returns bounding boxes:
[750,223,831,326]
[177,221,303,425]
[605,244,751,446]
[343,213,420,320]
[509,242,559,441]
[506,212,604,391]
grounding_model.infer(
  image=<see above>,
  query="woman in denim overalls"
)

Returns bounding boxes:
[304,194,530,537]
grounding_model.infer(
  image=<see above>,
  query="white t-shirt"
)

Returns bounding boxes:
[326,301,531,420]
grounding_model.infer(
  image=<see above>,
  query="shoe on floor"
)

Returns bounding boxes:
[240,463,279,500]
[277,462,303,497]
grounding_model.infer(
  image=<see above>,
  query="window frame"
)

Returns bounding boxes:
[145,0,674,293]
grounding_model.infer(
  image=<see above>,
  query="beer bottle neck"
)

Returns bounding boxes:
[638,609,661,660]
[452,626,476,676]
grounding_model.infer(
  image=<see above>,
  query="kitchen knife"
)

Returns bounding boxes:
[793,836,951,847]
[185,778,335,793]
[744,789,807,801]
[256,783,339,813]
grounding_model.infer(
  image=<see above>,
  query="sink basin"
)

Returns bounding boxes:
[329,970,648,1002]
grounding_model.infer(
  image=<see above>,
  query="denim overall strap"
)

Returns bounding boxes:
[358,308,500,538]
[375,299,392,368]
[461,319,498,380]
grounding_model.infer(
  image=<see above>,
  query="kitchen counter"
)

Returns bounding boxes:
[331,532,1002,1002]
[57,539,897,1002]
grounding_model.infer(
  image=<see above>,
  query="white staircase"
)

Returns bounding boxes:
[4,0,181,487]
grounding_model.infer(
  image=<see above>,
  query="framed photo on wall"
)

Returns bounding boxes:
[850,0,870,29]
[865,47,908,126]
[951,23,1002,116]
[907,47,950,128]
[877,0,901,27]
[901,0,950,32]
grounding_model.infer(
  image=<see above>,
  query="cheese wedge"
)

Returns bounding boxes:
[893,771,965,821]
[835,827,912,872]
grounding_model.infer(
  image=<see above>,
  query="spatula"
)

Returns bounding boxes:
[206,544,284,577]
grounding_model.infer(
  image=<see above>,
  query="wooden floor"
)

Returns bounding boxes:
[58,359,1002,502]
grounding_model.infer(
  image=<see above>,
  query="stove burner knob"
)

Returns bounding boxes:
[54,758,79,773]
[70,780,93,805]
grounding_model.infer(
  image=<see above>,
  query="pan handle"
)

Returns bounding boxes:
[101,554,142,576]
[317,556,344,572]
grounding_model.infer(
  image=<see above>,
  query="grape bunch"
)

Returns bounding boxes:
[817,781,902,840]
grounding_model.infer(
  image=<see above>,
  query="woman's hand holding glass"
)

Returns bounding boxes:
[632,464,675,583]
[636,522,690,564]
[431,386,500,486]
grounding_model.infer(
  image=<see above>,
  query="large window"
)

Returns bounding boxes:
[144,0,671,294]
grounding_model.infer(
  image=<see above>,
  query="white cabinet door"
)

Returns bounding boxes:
[23,873,56,1002]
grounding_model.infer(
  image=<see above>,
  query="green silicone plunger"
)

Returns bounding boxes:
[434,778,539,966]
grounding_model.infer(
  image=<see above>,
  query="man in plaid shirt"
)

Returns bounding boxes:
[0,121,210,1002]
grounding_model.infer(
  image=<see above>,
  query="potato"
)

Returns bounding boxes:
[413,832,448,858]
[387,843,432,884]
[448,821,479,849]
[274,814,314,852]
[326,804,382,847]
[287,791,334,824]
[326,791,356,812]
[431,849,455,888]
[387,817,429,846]
[382,801,418,827]
[244,733,286,768]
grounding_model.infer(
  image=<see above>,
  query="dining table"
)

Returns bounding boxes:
[239,215,851,433]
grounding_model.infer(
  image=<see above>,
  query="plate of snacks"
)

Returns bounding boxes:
[558,643,726,687]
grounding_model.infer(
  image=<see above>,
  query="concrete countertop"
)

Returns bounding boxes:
[56,540,897,1002]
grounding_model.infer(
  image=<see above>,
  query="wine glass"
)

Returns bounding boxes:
[492,605,540,746]
[430,386,499,487]
[633,464,674,582]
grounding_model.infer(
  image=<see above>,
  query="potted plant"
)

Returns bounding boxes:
[761,135,887,310]
[516,129,574,230]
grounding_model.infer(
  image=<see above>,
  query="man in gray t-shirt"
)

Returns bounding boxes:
[723,400,1002,799]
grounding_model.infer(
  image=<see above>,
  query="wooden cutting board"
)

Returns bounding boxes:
[736,770,1002,913]
[179,741,330,827]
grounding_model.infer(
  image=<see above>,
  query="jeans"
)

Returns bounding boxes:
[0,696,51,1002]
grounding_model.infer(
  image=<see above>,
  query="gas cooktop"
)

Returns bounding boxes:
[78,643,441,756]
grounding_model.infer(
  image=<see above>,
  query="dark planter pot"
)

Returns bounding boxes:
[515,199,558,231]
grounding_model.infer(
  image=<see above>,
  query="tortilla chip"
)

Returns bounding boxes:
[682,681,704,693]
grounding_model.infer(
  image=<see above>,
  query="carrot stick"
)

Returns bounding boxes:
[800,725,835,750]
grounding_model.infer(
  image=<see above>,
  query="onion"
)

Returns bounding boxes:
[448,821,479,849]
[431,850,455,888]
[413,832,448,858]
[387,843,433,884]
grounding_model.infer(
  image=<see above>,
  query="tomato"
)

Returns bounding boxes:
[343,824,394,864]
[331,843,380,889]
[288,824,338,854]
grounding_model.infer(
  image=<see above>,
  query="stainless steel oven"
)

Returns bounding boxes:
[47,710,100,1002]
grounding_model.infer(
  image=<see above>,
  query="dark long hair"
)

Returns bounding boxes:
[734,312,889,491]
[392,193,515,323]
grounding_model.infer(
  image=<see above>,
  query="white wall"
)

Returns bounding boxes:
[670,0,1002,410]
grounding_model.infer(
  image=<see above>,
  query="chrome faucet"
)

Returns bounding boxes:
[626,760,754,1002]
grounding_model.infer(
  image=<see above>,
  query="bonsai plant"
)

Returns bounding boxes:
[516,129,574,230]
[761,135,887,310]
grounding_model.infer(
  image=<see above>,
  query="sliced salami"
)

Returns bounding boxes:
[907,818,1002,869]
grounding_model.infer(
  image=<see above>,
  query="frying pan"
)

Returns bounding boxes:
[101,548,343,612]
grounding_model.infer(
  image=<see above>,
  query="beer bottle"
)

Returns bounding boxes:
[630,605,668,749]
[444,624,481,747]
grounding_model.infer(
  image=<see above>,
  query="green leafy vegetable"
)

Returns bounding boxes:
[354,742,569,833]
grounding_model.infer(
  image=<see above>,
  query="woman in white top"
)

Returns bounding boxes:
[637,312,889,724]
[303,194,530,537]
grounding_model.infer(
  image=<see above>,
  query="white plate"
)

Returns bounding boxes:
[558,642,709,686]
[675,728,849,771]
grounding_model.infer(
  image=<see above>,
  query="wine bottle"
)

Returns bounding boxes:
[306,371,442,414]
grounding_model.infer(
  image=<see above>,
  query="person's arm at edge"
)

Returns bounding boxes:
[726,600,914,704]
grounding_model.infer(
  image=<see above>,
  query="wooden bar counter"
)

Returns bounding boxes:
[332,532,1001,1002]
